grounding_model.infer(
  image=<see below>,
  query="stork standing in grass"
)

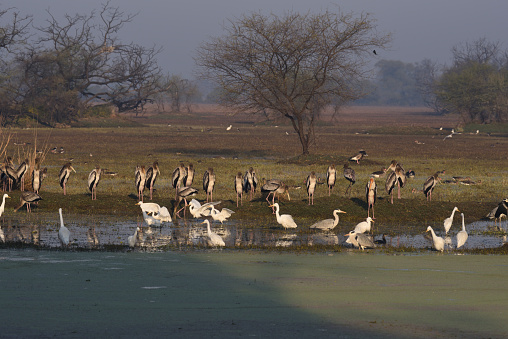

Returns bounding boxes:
[343,163,356,197]
[366,177,377,219]
[306,171,317,205]
[423,170,445,202]
[145,161,160,200]
[15,159,28,191]
[174,186,198,218]
[135,165,147,202]
[385,162,406,204]
[235,172,243,207]
[184,163,194,187]
[14,191,42,213]
[172,162,187,189]
[59,162,76,196]
[243,167,258,200]
[326,164,336,196]
[88,166,101,200]
[203,168,216,203]
[349,150,367,164]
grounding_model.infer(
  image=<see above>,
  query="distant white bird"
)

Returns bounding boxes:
[456,213,468,249]
[310,209,346,231]
[0,227,4,243]
[354,217,374,234]
[269,203,297,229]
[136,201,171,223]
[426,226,444,252]
[142,210,162,227]
[128,227,140,248]
[202,220,225,247]
[444,207,460,234]
[188,199,221,218]
[210,206,235,224]
[226,124,232,131]
[136,201,161,214]
[0,193,10,217]
[58,208,70,247]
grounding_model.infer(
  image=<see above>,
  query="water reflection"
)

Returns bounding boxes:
[0,217,505,251]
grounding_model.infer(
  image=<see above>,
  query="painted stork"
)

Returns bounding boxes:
[145,161,160,200]
[14,191,42,213]
[235,172,243,207]
[134,165,147,202]
[174,186,198,218]
[184,163,194,187]
[423,170,445,201]
[15,159,28,191]
[343,163,356,197]
[243,167,258,200]
[326,164,336,196]
[172,162,187,189]
[306,171,317,205]
[88,166,101,200]
[59,163,76,196]
[366,177,377,219]
[203,168,216,203]
[349,150,368,164]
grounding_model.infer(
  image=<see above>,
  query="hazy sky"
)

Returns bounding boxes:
[3,1,507,78]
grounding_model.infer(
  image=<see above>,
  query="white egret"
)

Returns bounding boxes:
[310,209,346,231]
[354,217,374,234]
[443,207,460,234]
[59,162,76,195]
[136,201,161,214]
[210,206,235,224]
[128,227,140,248]
[58,208,70,247]
[0,227,4,243]
[456,213,468,249]
[426,226,444,252]
[202,220,225,247]
[188,199,221,218]
[142,210,162,227]
[153,206,172,222]
[269,203,297,229]
[0,193,11,217]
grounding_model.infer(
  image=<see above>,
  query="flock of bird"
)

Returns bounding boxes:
[0,147,506,251]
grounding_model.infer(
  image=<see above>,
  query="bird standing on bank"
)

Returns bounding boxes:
[145,161,160,200]
[243,167,258,200]
[15,159,28,191]
[269,203,297,229]
[366,177,377,219]
[487,198,508,227]
[0,193,10,217]
[210,206,235,224]
[135,165,147,202]
[88,166,101,200]
[59,163,76,196]
[354,217,374,234]
[172,162,187,189]
[326,164,336,196]
[174,186,198,218]
[14,191,42,212]
[184,163,194,187]
[423,170,444,202]
[128,227,140,248]
[203,168,216,203]
[306,171,317,205]
[349,150,368,164]
[235,172,243,207]
[343,163,356,197]
[456,213,468,249]
[310,209,346,231]
[385,162,406,204]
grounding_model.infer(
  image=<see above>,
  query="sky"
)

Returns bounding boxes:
[2,0,508,78]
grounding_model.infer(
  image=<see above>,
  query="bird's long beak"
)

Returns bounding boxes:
[286,192,290,201]
[136,201,141,206]
[268,204,274,208]
[71,166,76,173]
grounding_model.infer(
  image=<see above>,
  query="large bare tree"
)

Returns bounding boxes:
[196,9,391,154]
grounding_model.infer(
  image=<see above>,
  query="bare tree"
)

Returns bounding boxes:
[196,9,391,154]
[414,58,445,113]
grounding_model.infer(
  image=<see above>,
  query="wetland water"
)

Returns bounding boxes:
[1,249,507,338]
[1,215,507,338]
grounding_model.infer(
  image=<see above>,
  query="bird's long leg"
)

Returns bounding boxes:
[397,181,401,199]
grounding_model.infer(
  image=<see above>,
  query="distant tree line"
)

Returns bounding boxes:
[354,38,508,124]
[0,4,198,127]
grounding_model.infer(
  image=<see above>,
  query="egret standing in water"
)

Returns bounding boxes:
[443,207,460,234]
[58,208,70,247]
[128,227,140,248]
[202,220,225,247]
[269,203,297,229]
[426,226,444,252]
[310,209,346,231]
[456,213,468,249]
[0,193,10,217]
